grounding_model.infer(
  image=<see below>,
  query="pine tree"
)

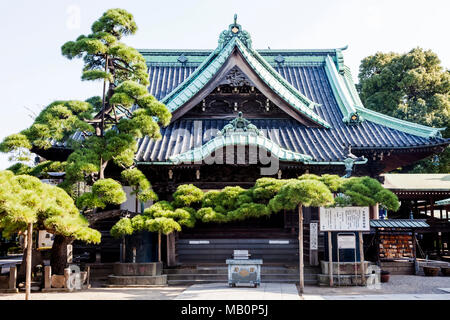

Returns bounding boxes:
[0,9,170,272]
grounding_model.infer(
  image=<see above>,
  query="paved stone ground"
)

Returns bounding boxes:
[1,275,450,300]
[303,293,450,300]
[175,283,300,300]
[0,286,187,300]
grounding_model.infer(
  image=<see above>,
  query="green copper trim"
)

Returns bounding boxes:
[161,38,237,111]
[235,39,330,128]
[157,21,330,128]
[303,158,368,165]
[355,108,444,138]
[167,114,312,164]
[436,198,450,206]
[168,131,313,164]
[324,56,444,138]
[324,55,360,124]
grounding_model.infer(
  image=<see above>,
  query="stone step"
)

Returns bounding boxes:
[168,279,317,285]
[164,267,319,275]
[108,274,167,286]
[166,273,318,281]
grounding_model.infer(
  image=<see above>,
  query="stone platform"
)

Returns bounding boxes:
[106,262,167,287]
[318,261,379,286]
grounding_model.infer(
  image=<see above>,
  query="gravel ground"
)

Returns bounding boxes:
[300,275,450,295]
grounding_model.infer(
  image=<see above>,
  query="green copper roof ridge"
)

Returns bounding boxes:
[324,55,358,123]
[234,39,331,129]
[303,158,368,165]
[342,65,364,107]
[436,198,450,206]
[324,57,444,138]
[161,38,237,109]
[168,131,313,164]
[355,107,445,138]
[244,42,316,109]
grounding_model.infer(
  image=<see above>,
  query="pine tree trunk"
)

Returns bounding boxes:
[158,231,162,262]
[25,223,33,300]
[50,235,73,275]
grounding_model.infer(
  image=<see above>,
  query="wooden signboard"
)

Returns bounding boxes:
[319,207,370,231]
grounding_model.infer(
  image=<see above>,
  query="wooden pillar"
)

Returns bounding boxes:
[430,198,435,219]
[25,223,33,300]
[158,231,162,263]
[328,231,333,286]
[121,237,126,262]
[375,229,380,266]
[298,205,304,294]
[358,232,365,285]
[415,200,419,218]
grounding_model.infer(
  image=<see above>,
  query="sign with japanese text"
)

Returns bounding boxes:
[319,207,370,231]
[309,222,318,250]
[337,234,356,249]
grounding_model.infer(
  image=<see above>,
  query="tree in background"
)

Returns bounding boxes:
[358,48,450,173]
[0,9,170,272]
[0,170,100,299]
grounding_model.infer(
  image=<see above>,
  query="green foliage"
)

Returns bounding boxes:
[358,48,450,173]
[172,184,203,208]
[0,170,100,243]
[269,179,334,212]
[110,217,133,238]
[76,178,126,210]
[252,178,289,201]
[335,176,400,211]
[121,168,157,203]
[7,163,32,175]
[110,174,400,237]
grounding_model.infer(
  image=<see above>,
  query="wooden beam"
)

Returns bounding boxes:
[25,223,33,300]
[358,232,366,285]
[298,205,304,294]
[328,231,333,287]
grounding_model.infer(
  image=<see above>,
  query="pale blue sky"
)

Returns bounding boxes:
[1,0,449,169]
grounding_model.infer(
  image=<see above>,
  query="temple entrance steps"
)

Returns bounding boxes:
[164,264,320,286]
[176,238,302,264]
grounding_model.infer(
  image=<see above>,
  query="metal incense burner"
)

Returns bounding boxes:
[226,250,262,287]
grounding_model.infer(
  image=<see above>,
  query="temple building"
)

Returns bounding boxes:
[130,18,449,267]
[35,17,449,280]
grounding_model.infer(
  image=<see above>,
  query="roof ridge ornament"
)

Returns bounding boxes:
[218,14,252,49]
[219,112,262,136]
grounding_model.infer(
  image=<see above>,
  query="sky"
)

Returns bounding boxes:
[0,0,449,169]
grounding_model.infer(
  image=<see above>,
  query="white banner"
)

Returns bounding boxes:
[319,206,370,231]
[309,222,318,250]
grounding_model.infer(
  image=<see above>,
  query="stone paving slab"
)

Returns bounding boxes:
[303,293,450,300]
[175,283,300,300]
[0,286,187,300]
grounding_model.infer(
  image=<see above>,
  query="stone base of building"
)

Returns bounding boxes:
[107,262,167,286]
[320,260,371,275]
[318,260,379,286]
[318,273,377,286]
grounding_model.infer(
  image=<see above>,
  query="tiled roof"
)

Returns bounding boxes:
[370,219,429,229]
[135,63,447,163]
[135,20,448,164]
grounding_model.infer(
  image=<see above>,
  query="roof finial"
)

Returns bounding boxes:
[234,14,237,25]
